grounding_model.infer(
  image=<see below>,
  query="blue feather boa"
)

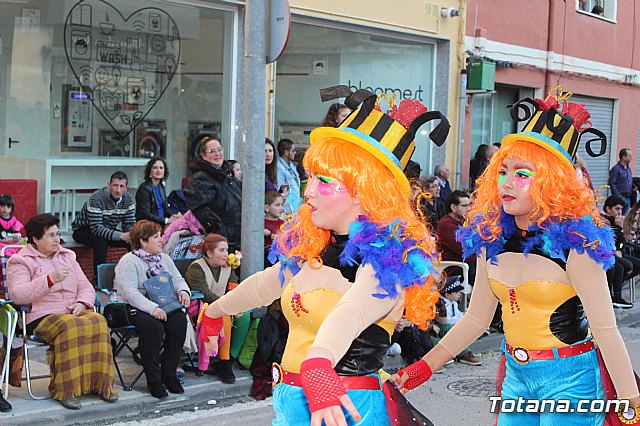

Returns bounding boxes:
[268,215,439,298]
[456,210,615,269]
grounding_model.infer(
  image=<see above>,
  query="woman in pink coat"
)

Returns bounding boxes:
[7,214,117,410]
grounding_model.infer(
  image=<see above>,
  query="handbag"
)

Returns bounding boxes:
[143,272,183,315]
[103,302,134,328]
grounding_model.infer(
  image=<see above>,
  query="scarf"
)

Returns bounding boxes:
[134,249,167,276]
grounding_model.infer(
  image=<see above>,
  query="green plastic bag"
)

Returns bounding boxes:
[237,317,260,369]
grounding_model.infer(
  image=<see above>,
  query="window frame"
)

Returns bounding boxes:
[576,0,617,23]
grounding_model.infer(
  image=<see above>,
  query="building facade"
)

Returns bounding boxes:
[463,0,640,191]
[0,0,465,227]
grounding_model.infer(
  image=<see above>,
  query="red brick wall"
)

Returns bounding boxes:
[71,246,129,283]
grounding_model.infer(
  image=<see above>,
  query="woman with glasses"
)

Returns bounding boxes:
[7,214,117,410]
[185,134,243,251]
[420,175,446,229]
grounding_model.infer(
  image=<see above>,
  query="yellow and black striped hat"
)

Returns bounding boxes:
[310,85,450,197]
[502,86,607,168]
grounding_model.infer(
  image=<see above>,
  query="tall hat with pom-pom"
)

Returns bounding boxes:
[502,86,607,168]
[310,85,450,198]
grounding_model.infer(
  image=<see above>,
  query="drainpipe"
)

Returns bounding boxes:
[456,69,467,189]
[545,0,557,93]
[241,0,267,278]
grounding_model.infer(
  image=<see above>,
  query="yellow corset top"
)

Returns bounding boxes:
[489,278,588,350]
[280,279,397,373]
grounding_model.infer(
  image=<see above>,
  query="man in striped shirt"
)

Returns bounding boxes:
[72,171,135,278]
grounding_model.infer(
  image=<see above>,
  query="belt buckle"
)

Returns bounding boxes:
[272,363,283,387]
[618,403,640,424]
[512,347,531,364]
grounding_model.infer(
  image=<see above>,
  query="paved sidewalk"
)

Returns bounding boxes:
[2,297,639,425]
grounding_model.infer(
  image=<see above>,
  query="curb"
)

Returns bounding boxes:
[7,373,253,426]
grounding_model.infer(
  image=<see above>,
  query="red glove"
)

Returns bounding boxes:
[201,311,223,342]
[300,357,346,413]
[396,359,433,391]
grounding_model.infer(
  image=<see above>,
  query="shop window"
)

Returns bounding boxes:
[470,93,493,155]
[469,87,518,159]
[275,22,435,172]
[577,0,617,21]
[0,0,235,186]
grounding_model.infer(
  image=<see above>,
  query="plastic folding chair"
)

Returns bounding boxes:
[96,263,144,391]
[2,244,50,400]
[0,245,22,399]
[0,302,17,400]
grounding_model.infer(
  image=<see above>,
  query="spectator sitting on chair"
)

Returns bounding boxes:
[433,277,482,366]
[185,233,247,384]
[72,171,134,278]
[602,195,639,308]
[436,190,476,285]
[434,164,452,202]
[114,220,191,399]
[135,156,182,227]
[0,194,25,261]
[8,214,118,410]
[0,194,23,244]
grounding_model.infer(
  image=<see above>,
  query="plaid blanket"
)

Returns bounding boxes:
[34,312,117,400]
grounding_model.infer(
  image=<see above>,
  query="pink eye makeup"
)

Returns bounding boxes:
[498,167,535,188]
[316,174,349,196]
[514,169,535,189]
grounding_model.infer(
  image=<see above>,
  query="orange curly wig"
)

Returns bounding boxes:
[275,138,440,328]
[469,140,605,242]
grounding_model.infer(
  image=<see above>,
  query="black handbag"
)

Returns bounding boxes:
[103,302,135,328]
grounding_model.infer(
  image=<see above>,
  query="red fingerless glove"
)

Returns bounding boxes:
[300,357,346,413]
[397,359,433,391]
[201,311,223,341]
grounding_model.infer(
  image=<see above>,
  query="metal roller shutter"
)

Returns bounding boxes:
[571,95,614,193]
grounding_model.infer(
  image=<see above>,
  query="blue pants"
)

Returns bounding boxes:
[498,338,605,426]
[271,375,389,426]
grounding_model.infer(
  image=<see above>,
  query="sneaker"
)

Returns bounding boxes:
[612,297,634,309]
[387,343,402,356]
[444,359,455,366]
[457,352,482,366]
